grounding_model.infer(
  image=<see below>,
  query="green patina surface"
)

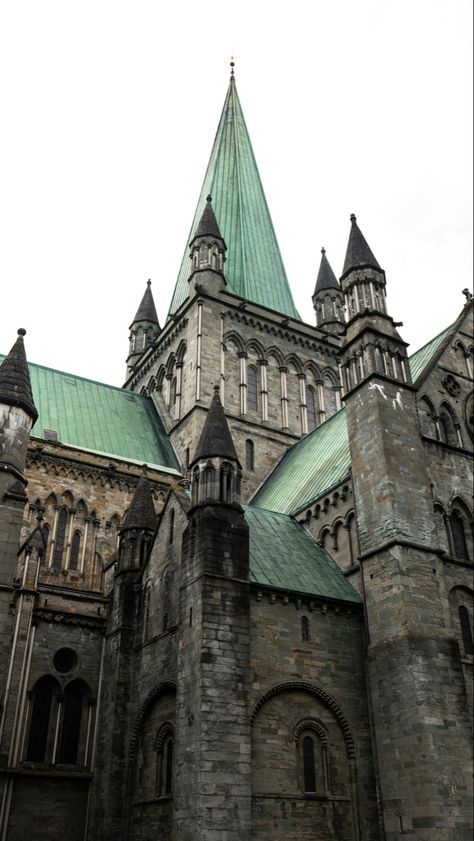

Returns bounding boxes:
[244,505,360,603]
[0,356,180,473]
[408,324,453,383]
[251,327,455,515]
[168,77,300,321]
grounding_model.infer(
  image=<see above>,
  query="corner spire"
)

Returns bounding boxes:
[191,195,225,245]
[120,474,157,533]
[131,280,160,329]
[341,214,381,279]
[312,250,345,335]
[0,329,38,422]
[314,248,340,294]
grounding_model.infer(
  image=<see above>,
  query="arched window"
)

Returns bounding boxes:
[302,735,316,792]
[450,511,469,560]
[156,725,174,797]
[69,531,81,571]
[439,405,458,446]
[26,677,55,762]
[168,509,175,545]
[306,386,317,431]
[247,365,258,412]
[220,463,233,503]
[319,528,330,550]
[459,606,473,655]
[246,439,254,471]
[53,508,68,569]
[192,467,200,506]
[170,377,177,410]
[204,464,215,499]
[301,616,310,642]
[57,682,83,765]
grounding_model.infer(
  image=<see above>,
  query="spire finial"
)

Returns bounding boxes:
[350,213,357,224]
[206,194,212,203]
[230,56,235,79]
[213,385,220,395]
[18,328,26,337]
[147,279,151,287]
[321,247,326,255]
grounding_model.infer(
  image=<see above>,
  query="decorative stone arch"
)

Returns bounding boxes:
[166,353,177,377]
[266,345,285,368]
[251,680,355,758]
[155,721,174,752]
[223,330,245,354]
[245,338,265,360]
[156,365,166,392]
[128,681,177,764]
[438,400,461,446]
[304,360,322,382]
[176,339,187,365]
[291,717,329,747]
[285,353,304,375]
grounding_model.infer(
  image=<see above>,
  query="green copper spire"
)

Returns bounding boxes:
[168,74,300,320]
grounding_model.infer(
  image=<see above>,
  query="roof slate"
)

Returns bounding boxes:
[314,249,340,294]
[0,356,180,474]
[168,77,300,321]
[341,214,381,278]
[192,388,240,466]
[244,505,360,603]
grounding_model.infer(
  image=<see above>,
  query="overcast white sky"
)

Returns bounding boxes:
[0,0,472,386]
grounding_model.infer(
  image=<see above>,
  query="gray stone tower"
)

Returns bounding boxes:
[312,247,345,335]
[339,216,473,840]
[90,474,157,840]
[175,388,251,840]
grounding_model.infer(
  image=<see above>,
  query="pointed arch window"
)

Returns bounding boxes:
[156,724,174,797]
[459,606,473,655]
[69,531,81,571]
[26,677,54,762]
[306,386,317,431]
[204,463,215,499]
[439,406,458,446]
[247,365,258,412]
[53,508,68,569]
[450,511,469,560]
[57,682,83,765]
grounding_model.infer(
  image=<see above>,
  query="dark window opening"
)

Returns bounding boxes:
[53,508,68,570]
[301,615,310,641]
[165,738,173,794]
[306,386,317,431]
[57,684,83,765]
[245,439,254,471]
[26,678,53,762]
[302,735,316,792]
[450,511,469,560]
[69,531,80,570]
[459,605,473,655]
[247,366,258,412]
[169,509,175,545]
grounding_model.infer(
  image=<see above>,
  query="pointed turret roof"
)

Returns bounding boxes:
[314,248,340,294]
[120,474,158,532]
[169,74,300,320]
[191,195,225,245]
[0,329,38,422]
[341,214,381,279]
[131,281,160,329]
[192,387,240,466]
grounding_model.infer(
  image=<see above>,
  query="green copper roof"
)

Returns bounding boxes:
[0,356,180,473]
[408,323,454,383]
[168,77,300,320]
[251,325,456,516]
[244,505,360,603]
[251,409,351,516]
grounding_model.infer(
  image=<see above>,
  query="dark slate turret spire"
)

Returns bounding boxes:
[192,387,239,466]
[126,281,161,378]
[189,196,227,284]
[190,387,242,507]
[120,474,158,534]
[342,213,381,278]
[0,329,38,423]
[312,249,345,335]
[191,195,225,245]
[340,214,387,323]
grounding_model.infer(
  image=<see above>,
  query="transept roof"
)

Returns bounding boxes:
[168,75,300,320]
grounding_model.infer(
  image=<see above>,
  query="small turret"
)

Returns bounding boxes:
[340,214,386,321]
[312,248,345,335]
[189,387,241,507]
[188,196,227,297]
[0,329,38,478]
[118,473,157,570]
[126,281,160,377]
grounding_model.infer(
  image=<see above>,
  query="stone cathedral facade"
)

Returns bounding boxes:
[0,72,472,841]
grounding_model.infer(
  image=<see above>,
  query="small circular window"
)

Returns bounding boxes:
[53,648,77,674]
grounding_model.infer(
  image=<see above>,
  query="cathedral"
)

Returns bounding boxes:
[0,69,472,841]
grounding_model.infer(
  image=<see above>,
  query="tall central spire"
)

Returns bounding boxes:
[168,72,300,321]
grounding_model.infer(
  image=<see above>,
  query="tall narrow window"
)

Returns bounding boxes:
[220,463,232,503]
[306,386,317,431]
[156,725,174,797]
[26,678,54,762]
[450,511,469,559]
[58,682,83,765]
[246,439,254,471]
[168,509,175,545]
[302,735,316,792]
[204,464,215,499]
[301,616,310,641]
[165,738,174,794]
[247,366,258,412]
[53,508,68,569]
[69,531,81,571]
[459,606,473,655]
